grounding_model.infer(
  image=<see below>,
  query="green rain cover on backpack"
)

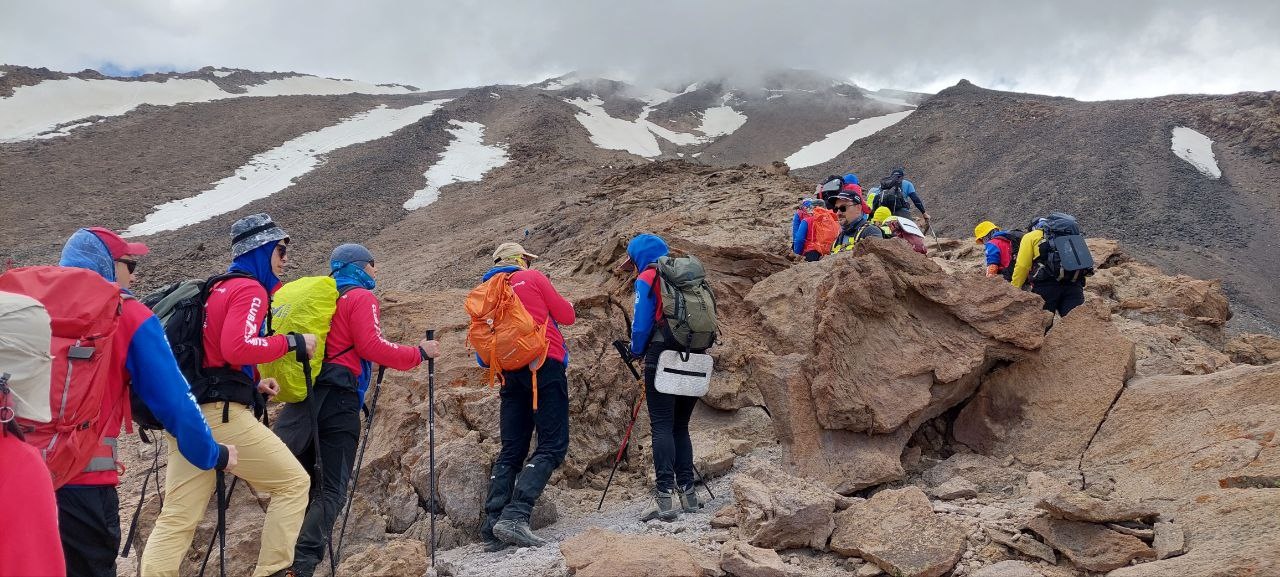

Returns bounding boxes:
[259,276,339,403]
[653,255,718,351]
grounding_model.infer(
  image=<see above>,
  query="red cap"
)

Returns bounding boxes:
[85,227,150,259]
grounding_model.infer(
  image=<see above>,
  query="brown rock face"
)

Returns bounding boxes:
[1107,490,1280,577]
[1035,488,1158,524]
[334,538,427,577]
[1082,363,1280,501]
[560,527,706,577]
[731,463,841,550]
[1026,517,1155,572]
[1225,332,1280,365]
[719,541,789,577]
[954,301,1136,467]
[746,240,1047,492]
[830,486,967,577]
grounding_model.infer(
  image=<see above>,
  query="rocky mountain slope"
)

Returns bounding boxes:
[100,160,1280,577]
[802,80,1280,333]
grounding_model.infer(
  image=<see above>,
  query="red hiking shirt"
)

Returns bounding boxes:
[202,277,289,371]
[325,288,422,377]
[0,433,66,577]
[509,269,576,363]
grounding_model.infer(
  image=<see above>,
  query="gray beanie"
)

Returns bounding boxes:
[330,243,374,270]
[231,213,289,258]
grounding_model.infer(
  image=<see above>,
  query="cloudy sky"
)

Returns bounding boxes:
[3,0,1278,100]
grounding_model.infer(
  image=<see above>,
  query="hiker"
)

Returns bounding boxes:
[871,167,931,227]
[1010,213,1095,318]
[142,214,312,577]
[477,242,575,550]
[0,292,66,577]
[831,189,884,254]
[884,216,929,255]
[273,243,440,577]
[974,221,1022,279]
[621,233,704,522]
[790,199,840,261]
[39,228,233,577]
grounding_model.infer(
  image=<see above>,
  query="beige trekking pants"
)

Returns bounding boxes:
[140,402,310,577]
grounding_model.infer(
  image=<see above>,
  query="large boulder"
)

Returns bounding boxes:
[561,527,708,577]
[1082,363,1280,501]
[334,538,427,577]
[731,462,843,550]
[745,240,1047,492]
[954,301,1136,467]
[1107,490,1280,577]
[1026,517,1155,572]
[719,541,790,577]
[830,486,967,577]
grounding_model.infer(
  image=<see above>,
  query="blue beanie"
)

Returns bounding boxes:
[842,173,859,185]
[330,243,374,270]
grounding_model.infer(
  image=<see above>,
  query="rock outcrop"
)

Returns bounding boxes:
[1026,518,1155,572]
[830,486,967,577]
[731,463,843,550]
[561,527,709,577]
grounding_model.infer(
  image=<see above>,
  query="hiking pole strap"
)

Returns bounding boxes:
[120,444,161,557]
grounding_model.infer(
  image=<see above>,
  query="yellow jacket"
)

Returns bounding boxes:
[1010,229,1043,289]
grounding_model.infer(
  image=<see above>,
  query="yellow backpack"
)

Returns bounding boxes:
[260,276,340,403]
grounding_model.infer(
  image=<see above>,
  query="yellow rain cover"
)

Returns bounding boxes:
[259,276,338,403]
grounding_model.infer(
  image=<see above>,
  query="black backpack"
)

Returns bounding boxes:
[1031,212,1095,284]
[877,174,907,213]
[131,271,261,436]
[818,176,844,206]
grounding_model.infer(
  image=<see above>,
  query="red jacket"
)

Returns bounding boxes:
[202,277,289,371]
[325,288,422,377]
[0,433,66,577]
[508,269,576,363]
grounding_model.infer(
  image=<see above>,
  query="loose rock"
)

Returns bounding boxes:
[1152,521,1186,560]
[719,541,789,577]
[1026,517,1155,572]
[560,527,706,577]
[830,486,967,577]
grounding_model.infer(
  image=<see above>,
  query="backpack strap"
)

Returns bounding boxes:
[322,286,363,361]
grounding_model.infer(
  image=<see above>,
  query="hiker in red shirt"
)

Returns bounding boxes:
[479,242,576,550]
[0,292,65,577]
[143,214,312,577]
[274,243,439,577]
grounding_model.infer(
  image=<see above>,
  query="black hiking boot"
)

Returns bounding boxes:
[678,483,702,513]
[640,490,680,522]
[483,537,511,553]
[493,518,548,548]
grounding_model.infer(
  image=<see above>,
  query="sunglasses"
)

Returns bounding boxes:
[116,259,138,274]
[274,244,288,258]
[834,205,849,213]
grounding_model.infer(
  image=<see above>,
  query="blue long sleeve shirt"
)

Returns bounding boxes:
[901,179,927,213]
[791,212,808,255]
[124,305,225,470]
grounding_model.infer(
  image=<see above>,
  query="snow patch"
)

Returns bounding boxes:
[784,110,914,169]
[124,100,449,236]
[33,121,96,139]
[698,106,748,137]
[566,96,748,157]
[862,90,917,108]
[404,120,509,210]
[1171,126,1221,179]
[0,76,415,142]
[211,70,234,78]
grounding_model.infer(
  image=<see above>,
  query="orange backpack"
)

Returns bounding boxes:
[465,272,550,408]
[803,207,841,255]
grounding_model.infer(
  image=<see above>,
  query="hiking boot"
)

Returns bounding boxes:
[266,569,298,577]
[640,490,680,522]
[678,484,702,513]
[492,519,548,548]
[483,537,511,553]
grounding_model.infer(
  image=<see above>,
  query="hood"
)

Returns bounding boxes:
[483,265,522,281]
[59,229,116,282]
[626,234,669,271]
[229,240,281,292]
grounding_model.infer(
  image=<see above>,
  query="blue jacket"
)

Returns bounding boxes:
[627,234,669,356]
[791,212,809,255]
[59,229,225,471]
[901,179,926,214]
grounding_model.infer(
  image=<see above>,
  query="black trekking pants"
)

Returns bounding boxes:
[56,485,120,577]
[644,347,698,493]
[285,386,361,577]
[481,359,570,538]
[1033,281,1086,318]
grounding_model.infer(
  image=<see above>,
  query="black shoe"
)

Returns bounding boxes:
[493,519,548,548]
[483,537,511,552]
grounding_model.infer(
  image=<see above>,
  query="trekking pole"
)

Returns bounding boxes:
[332,365,386,575]
[426,329,437,568]
[197,473,238,577]
[597,340,646,511]
[292,334,338,573]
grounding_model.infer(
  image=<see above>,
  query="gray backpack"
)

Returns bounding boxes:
[652,256,718,352]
